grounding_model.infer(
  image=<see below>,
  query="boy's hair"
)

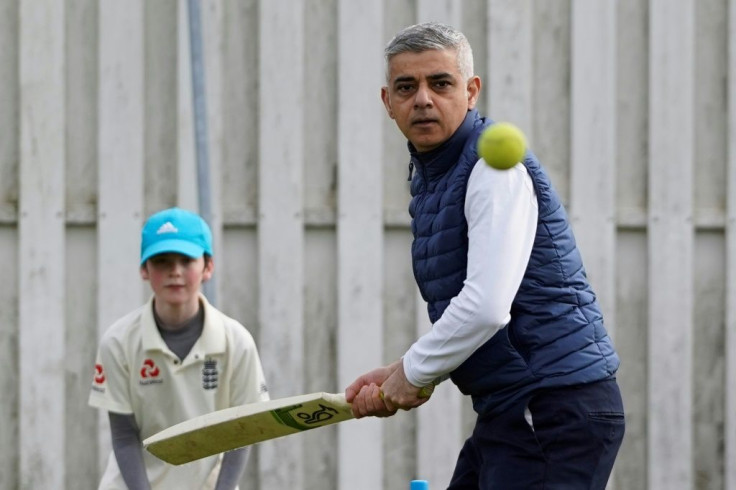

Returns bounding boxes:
[384,22,474,82]
[140,207,213,265]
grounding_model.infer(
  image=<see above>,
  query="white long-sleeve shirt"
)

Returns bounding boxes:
[403,159,539,387]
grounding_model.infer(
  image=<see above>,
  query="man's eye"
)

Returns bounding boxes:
[397,84,413,93]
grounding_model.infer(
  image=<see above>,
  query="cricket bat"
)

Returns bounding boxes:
[143,392,353,465]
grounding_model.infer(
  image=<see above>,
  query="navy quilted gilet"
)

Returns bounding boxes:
[409,110,620,417]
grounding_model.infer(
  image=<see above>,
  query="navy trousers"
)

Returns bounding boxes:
[447,378,625,490]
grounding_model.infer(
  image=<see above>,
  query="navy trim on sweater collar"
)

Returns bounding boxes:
[408,109,481,180]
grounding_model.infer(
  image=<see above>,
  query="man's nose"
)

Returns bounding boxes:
[414,84,432,108]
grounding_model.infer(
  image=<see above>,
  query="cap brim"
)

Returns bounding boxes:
[141,239,206,265]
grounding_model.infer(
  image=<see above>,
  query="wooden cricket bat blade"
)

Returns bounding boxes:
[143,392,353,465]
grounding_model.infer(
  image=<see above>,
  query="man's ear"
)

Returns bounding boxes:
[381,87,395,119]
[140,264,150,281]
[466,76,481,110]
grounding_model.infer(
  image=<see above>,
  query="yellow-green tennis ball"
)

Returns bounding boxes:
[477,122,527,170]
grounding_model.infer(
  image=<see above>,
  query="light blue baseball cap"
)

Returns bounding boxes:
[140,207,213,265]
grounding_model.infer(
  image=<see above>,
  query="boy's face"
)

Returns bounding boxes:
[381,48,480,153]
[140,253,213,308]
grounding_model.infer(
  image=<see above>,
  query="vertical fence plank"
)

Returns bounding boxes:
[531,2,571,204]
[570,1,616,333]
[302,2,339,489]
[0,0,19,487]
[337,2,384,489]
[219,229,261,488]
[258,1,305,488]
[460,1,488,102]
[692,1,728,487]
[614,232,649,490]
[178,0,198,213]
[219,2,259,482]
[417,0,461,26]
[415,289,465,488]
[65,229,99,488]
[144,0,177,214]
[18,1,65,487]
[693,233,726,489]
[382,233,420,486]
[0,0,18,222]
[570,6,617,488]
[303,231,339,490]
[648,1,694,488]
[694,0,728,226]
[64,3,99,484]
[616,0,649,227]
[97,0,145,476]
[614,3,649,486]
[487,0,533,134]
[726,0,736,486]
[65,0,98,223]
[0,229,18,490]
[143,9,176,210]
[303,0,337,225]
[98,0,146,326]
[221,0,258,224]
[201,0,224,299]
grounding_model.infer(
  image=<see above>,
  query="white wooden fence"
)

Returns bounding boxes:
[1,0,735,489]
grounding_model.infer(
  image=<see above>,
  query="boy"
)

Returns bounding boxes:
[89,207,269,490]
